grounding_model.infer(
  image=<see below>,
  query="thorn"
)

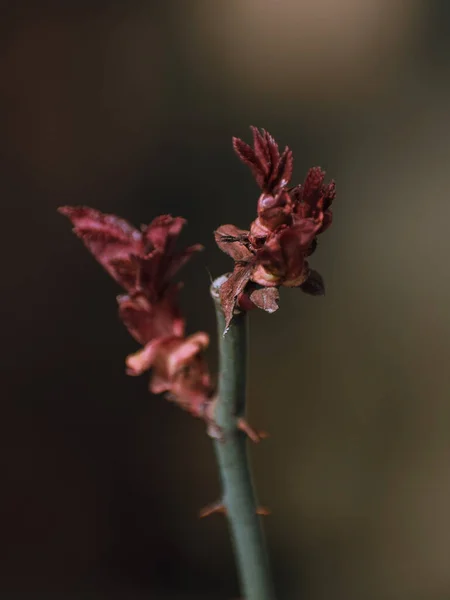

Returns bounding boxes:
[256,506,271,516]
[199,500,226,518]
[236,417,269,443]
[199,500,270,518]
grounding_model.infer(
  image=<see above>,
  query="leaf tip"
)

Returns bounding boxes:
[57,205,73,217]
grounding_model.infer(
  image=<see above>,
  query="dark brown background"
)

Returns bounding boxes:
[2,1,450,598]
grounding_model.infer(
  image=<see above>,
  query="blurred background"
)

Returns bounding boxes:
[2,0,450,598]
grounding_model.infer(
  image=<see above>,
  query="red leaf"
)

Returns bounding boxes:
[214,225,253,261]
[58,206,142,290]
[125,338,163,376]
[255,238,285,275]
[141,215,203,292]
[284,219,322,250]
[252,221,319,287]
[300,269,325,296]
[271,146,293,190]
[117,289,185,345]
[235,127,293,193]
[142,214,186,254]
[219,264,254,332]
[60,207,203,302]
[232,136,265,188]
[60,205,214,426]
[323,180,336,209]
[249,287,280,313]
[251,126,271,174]
[302,167,326,206]
[263,129,280,172]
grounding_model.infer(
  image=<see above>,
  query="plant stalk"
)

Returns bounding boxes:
[210,275,276,600]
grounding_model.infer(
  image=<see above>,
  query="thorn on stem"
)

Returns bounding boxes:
[199,499,271,518]
[256,506,271,516]
[199,500,227,518]
[236,417,269,443]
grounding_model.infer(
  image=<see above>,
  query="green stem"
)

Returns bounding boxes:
[210,275,276,600]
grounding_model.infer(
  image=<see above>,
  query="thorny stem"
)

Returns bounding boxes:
[210,274,276,600]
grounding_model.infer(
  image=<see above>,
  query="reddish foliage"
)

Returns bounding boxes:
[59,206,214,424]
[215,127,336,330]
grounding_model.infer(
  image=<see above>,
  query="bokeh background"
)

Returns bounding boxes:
[2,1,450,598]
